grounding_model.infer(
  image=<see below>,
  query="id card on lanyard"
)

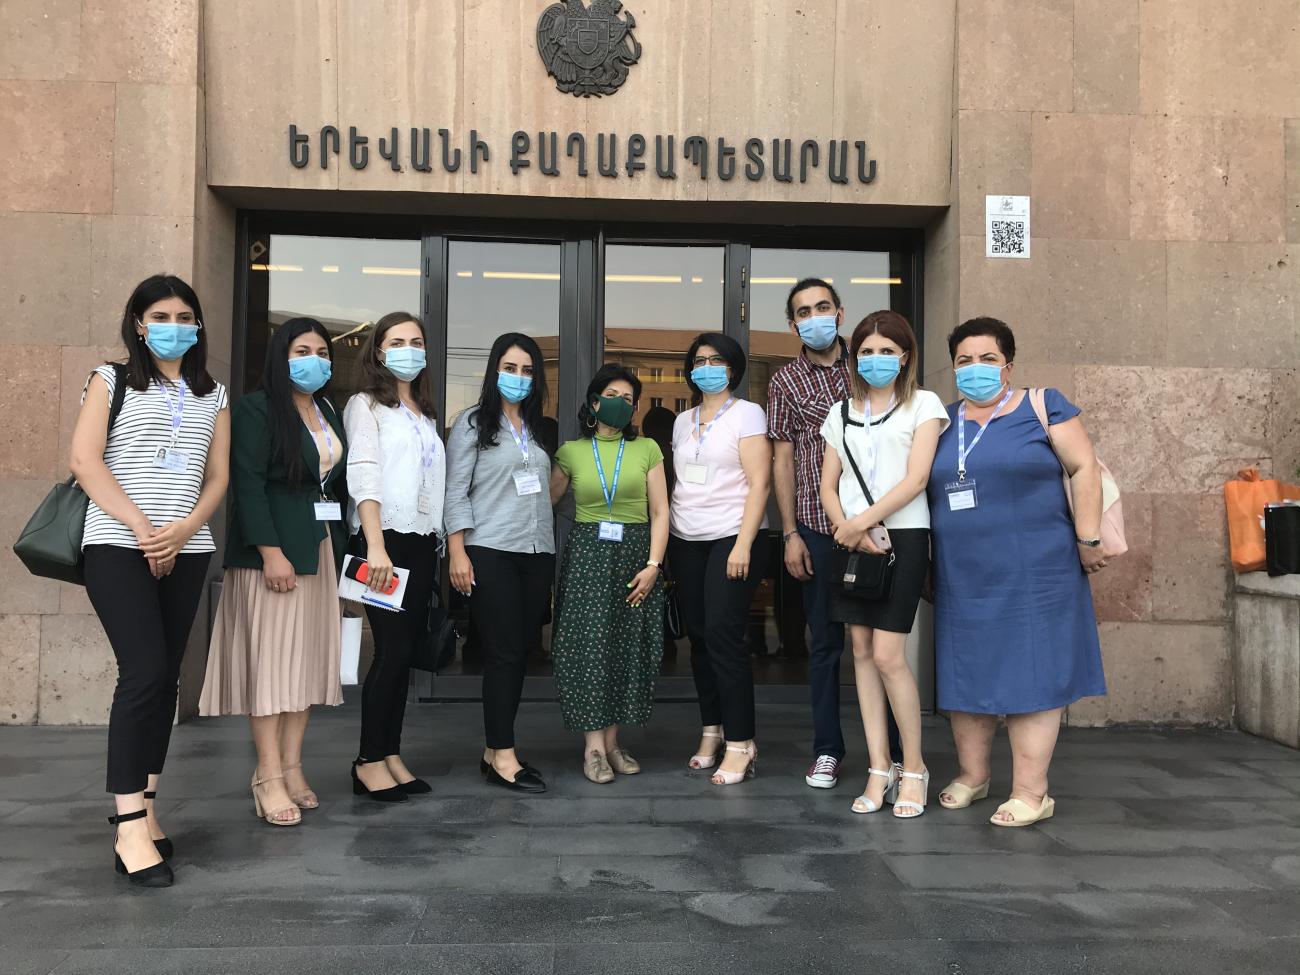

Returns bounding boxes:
[593,437,625,542]
[311,401,342,521]
[944,388,1013,512]
[505,417,542,496]
[682,397,735,486]
[153,379,191,472]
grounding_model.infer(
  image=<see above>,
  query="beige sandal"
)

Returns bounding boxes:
[251,772,301,826]
[583,750,614,784]
[990,794,1055,827]
[688,730,724,770]
[938,779,990,809]
[282,763,319,809]
[607,748,641,775]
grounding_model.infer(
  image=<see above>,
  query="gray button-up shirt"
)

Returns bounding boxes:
[443,408,555,555]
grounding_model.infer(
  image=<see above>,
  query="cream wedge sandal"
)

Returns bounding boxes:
[851,765,900,814]
[892,769,930,819]
[990,794,1055,827]
[688,730,724,770]
[938,779,990,809]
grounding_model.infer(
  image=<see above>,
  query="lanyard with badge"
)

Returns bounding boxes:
[681,397,735,486]
[593,436,626,542]
[504,416,542,496]
[856,393,896,496]
[153,379,191,472]
[311,401,342,521]
[943,387,1014,512]
[401,402,437,513]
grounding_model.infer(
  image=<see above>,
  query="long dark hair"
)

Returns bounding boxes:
[358,311,437,418]
[576,363,642,441]
[468,332,549,451]
[258,316,335,488]
[119,275,216,395]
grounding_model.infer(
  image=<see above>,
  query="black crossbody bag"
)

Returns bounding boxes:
[829,399,896,602]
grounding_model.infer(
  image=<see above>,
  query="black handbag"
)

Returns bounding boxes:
[829,399,896,601]
[1265,503,1300,576]
[411,585,459,673]
[14,364,127,585]
[663,573,685,640]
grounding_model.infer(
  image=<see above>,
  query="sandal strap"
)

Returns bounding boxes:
[866,767,894,779]
[107,808,148,825]
[142,791,157,800]
[282,764,301,772]
[899,770,928,781]
[252,773,284,787]
[894,801,925,814]
[701,731,722,739]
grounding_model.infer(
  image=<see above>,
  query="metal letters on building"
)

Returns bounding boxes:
[536,1,641,97]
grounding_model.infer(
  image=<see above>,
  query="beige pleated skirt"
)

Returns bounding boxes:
[199,536,343,717]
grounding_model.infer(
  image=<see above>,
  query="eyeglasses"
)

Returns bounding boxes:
[692,355,727,367]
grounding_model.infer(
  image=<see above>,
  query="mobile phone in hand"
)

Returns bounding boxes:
[345,558,400,595]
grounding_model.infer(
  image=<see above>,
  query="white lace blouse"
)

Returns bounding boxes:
[343,392,446,538]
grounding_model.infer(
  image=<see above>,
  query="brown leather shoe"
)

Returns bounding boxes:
[583,750,615,784]
[607,748,641,775]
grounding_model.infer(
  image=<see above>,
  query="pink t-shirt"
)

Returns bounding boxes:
[669,399,769,541]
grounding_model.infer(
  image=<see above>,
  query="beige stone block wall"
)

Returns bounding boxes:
[951,0,1300,726]
[0,1,210,724]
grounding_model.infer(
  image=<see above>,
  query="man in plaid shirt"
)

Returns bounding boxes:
[768,278,897,789]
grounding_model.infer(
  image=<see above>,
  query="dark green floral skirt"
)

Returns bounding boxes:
[552,522,665,732]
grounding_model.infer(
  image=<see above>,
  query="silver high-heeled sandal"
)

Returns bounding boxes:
[851,765,900,814]
[892,769,930,819]
[710,743,757,785]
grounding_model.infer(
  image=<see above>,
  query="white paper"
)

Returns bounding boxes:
[986,195,1030,259]
[338,554,410,613]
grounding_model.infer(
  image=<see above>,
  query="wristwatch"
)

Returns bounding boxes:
[646,559,662,570]
[1077,537,1102,548]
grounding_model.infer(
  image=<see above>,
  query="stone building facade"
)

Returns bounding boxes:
[0,1,1295,726]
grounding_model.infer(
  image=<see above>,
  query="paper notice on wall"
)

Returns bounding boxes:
[986,195,1030,259]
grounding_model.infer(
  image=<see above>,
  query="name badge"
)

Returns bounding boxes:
[417,493,432,514]
[681,462,709,485]
[513,470,542,496]
[153,447,190,472]
[598,520,624,542]
[945,479,978,512]
[314,501,342,521]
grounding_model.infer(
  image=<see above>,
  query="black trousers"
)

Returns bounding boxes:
[669,534,769,742]
[83,545,210,795]
[359,530,439,762]
[467,546,555,750]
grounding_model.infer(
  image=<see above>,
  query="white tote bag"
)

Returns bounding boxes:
[340,613,363,686]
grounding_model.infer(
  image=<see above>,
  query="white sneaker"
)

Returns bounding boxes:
[805,754,840,789]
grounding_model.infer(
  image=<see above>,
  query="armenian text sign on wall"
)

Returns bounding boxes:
[288,126,878,185]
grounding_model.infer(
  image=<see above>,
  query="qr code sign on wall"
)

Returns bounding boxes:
[986,196,1031,260]
[989,220,1026,256]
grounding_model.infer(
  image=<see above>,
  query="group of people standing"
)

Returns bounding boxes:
[73,273,1107,890]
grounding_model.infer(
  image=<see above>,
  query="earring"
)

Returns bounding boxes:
[585,415,597,429]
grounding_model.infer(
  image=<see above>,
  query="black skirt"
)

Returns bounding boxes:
[828,527,930,633]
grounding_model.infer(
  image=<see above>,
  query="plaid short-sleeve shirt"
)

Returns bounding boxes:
[766,342,852,537]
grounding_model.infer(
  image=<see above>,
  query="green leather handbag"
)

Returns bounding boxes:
[13,364,127,585]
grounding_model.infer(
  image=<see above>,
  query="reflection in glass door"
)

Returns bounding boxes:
[445,240,562,436]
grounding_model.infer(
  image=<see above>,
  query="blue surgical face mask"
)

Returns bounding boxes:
[690,364,729,394]
[142,322,199,362]
[954,362,1006,403]
[497,371,533,403]
[796,314,839,351]
[857,354,901,389]
[289,354,332,393]
[383,346,426,382]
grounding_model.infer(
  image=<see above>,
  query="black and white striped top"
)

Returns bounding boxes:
[81,364,228,553]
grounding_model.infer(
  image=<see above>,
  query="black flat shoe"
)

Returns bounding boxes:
[144,792,173,860]
[397,777,432,795]
[351,761,408,803]
[480,758,541,777]
[484,765,547,794]
[109,810,173,888]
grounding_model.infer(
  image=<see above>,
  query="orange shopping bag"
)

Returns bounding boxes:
[1224,468,1300,573]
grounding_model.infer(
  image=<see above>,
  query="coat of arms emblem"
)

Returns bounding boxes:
[536,1,642,97]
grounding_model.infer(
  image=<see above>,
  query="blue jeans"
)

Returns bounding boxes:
[798,524,900,763]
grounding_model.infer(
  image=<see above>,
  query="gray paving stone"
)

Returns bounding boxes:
[557,854,733,892]
[683,890,920,941]
[165,894,427,947]
[412,891,690,944]
[1041,823,1300,853]
[737,852,907,894]
[0,896,193,949]
[45,945,553,975]
[883,852,1084,891]
[3,948,70,975]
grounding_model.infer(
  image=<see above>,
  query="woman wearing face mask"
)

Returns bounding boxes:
[548,365,668,783]
[444,333,553,793]
[200,317,349,827]
[927,317,1106,827]
[818,312,948,818]
[343,312,445,802]
[70,275,229,887]
[668,334,772,786]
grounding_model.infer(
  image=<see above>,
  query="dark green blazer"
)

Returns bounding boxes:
[224,389,349,575]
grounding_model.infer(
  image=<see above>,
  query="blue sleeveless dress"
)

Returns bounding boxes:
[926,389,1105,714]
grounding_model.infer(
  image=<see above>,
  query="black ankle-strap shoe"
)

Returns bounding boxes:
[109,809,174,888]
[143,791,173,860]
[350,761,408,803]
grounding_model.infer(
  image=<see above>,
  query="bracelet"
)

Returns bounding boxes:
[782,530,798,542]
[1076,537,1102,548]
[646,559,662,570]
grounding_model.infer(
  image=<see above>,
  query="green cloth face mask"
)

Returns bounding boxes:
[594,395,634,430]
